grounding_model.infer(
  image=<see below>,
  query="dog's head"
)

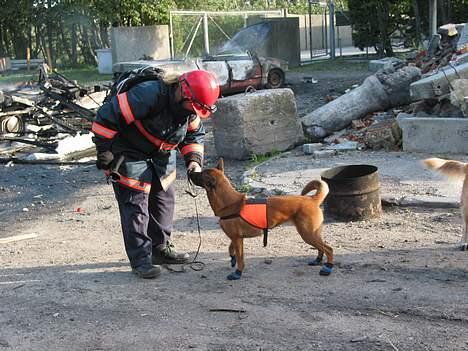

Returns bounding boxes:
[189,158,225,191]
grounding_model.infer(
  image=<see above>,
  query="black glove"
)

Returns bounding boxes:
[96,150,114,170]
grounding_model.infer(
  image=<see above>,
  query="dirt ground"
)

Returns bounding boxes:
[1,68,467,351]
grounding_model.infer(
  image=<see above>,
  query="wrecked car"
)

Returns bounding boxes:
[112,51,287,96]
[112,21,288,96]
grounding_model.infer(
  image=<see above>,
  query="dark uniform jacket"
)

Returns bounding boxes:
[91,79,205,192]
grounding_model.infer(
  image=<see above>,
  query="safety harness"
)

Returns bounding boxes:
[220,197,269,247]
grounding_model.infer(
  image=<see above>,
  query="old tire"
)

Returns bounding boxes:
[266,68,285,89]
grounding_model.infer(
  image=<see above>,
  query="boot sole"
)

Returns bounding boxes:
[152,258,189,265]
[131,268,161,279]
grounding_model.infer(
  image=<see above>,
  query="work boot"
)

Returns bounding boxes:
[152,242,189,265]
[131,264,162,279]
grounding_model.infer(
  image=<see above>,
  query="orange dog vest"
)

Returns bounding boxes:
[239,198,268,229]
[220,197,270,246]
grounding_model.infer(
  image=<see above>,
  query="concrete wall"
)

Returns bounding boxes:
[247,17,301,68]
[111,25,170,64]
[288,14,352,51]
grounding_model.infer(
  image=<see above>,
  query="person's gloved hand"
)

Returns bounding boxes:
[187,161,201,174]
[96,151,114,170]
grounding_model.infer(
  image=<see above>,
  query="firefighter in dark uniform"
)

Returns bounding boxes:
[91,69,220,279]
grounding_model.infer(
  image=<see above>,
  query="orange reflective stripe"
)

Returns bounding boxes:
[117,92,135,124]
[240,203,268,229]
[187,116,201,132]
[133,120,178,150]
[92,122,117,139]
[180,144,204,156]
[117,174,151,193]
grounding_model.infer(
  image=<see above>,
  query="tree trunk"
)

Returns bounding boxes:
[99,23,110,48]
[71,24,78,66]
[59,22,72,65]
[412,0,422,48]
[46,0,55,67]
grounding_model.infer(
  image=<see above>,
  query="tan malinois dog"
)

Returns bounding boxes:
[189,158,334,280]
[423,157,468,251]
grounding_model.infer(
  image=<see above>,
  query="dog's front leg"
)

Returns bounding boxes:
[227,237,244,280]
[228,242,236,267]
[461,221,468,251]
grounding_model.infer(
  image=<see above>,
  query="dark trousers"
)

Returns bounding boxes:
[112,180,175,268]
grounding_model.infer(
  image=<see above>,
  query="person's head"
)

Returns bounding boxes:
[176,70,220,119]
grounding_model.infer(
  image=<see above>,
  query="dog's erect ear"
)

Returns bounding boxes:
[216,158,224,172]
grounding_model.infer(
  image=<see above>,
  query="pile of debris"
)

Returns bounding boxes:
[301,22,468,154]
[0,65,108,163]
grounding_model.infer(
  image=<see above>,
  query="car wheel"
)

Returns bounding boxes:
[266,68,285,89]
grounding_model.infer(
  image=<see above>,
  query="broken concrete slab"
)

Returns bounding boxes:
[364,119,402,151]
[368,57,405,72]
[212,88,303,160]
[457,22,468,54]
[324,141,359,151]
[397,113,468,153]
[312,150,336,158]
[303,143,323,154]
[410,62,468,101]
[450,79,468,116]
[301,66,421,141]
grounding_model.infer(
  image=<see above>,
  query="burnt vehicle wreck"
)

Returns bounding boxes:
[112,22,288,96]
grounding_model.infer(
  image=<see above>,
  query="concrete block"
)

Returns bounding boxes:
[450,79,468,116]
[111,25,170,64]
[396,113,468,153]
[457,22,468,53]
[410,62,468,101]
[324,141,359,151]
[303,143,323,154]
[313,150,336,158]
[368,57,404,72]
[212,89,303,160]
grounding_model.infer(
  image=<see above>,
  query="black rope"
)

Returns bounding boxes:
[165,176,205,273]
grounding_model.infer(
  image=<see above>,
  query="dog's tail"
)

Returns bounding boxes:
[422,158,468,179]
[301,180,329,204]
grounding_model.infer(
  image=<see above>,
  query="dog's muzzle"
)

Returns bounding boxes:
[188,171,204,188]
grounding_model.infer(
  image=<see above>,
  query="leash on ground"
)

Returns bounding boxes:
[164,176,205,273]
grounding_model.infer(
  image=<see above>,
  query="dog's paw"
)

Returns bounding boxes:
[460,243,468,251]
[227,270,242,280]
[319,263,333,276]
[308,257,322,266]
[230,255,237,267]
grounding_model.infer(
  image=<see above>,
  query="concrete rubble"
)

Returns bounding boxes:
[300,21,468,155]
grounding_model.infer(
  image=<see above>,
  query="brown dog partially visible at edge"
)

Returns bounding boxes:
[189,158,334,280]
[423,157,468,251]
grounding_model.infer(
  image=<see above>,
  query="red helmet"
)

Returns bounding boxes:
[179,70,220,118]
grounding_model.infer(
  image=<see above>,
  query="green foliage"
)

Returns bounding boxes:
[248,150,281,166]
[291,57,369,72]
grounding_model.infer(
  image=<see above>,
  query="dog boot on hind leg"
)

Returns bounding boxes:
[227,270,242,280]
[308,257,322,266]
[460,243,468,251]
[230,255,237,267]
[319,263,333,276]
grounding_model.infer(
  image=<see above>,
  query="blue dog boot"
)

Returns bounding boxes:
[319,263,333,276]
[230,255,237,267]
[308,257,322,266]
[227,270,242,280]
